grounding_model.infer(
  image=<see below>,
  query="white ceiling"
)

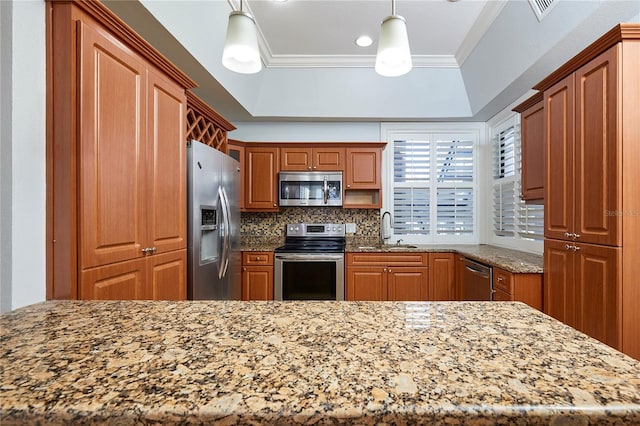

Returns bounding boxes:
[244,0,499,68]
[103,0,640,123]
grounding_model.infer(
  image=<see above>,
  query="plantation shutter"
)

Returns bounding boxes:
[393,140,430,235]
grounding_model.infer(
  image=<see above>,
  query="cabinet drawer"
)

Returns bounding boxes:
[493,268,513,294]
[492,288,513,302]
[347,252,428,267]
[242,251,274,266]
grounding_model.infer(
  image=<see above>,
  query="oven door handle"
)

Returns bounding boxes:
[323,176,329,204]
[276,254,344,261]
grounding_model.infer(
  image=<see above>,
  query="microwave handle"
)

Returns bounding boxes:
[323,176,328,204]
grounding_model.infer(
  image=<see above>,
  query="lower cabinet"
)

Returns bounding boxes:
[492,266,543,310]
[428,253,456,301]
[346,253,429,301]
[80,249,186,300]
[544,239,620,349]
[242,252,274,300]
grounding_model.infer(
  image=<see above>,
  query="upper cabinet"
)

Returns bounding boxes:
[513,93,544,202]
[542,46,620,246]
[344,146,384,208]
[280,147,345,171]
[245,146,280,211]
[48,0,196,300]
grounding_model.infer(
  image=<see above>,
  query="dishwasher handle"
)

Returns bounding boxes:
[464,260,492,278]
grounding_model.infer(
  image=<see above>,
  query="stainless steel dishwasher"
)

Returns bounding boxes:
[462,258,493,301]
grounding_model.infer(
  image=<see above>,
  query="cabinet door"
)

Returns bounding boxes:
[454,255,465,301]
[544,75,574,240]
[574,243,621,349]
[521,100,544,201]
[574,47,620,246]
[544,239,576,328]
[79,22,147,269]
[345,148,381,189]
[492,289,513,302]
[80,257,146,300]
[388,267,428,301]
[242,266,274,300]
[245,147,279,210]
[280,147,312,171]
[313,147,344,171]
[346,267,387,301]
[148,249,187,300]
[428,253,455,301]
[147,68,187,255]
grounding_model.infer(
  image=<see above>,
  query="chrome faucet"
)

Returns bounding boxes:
[380,211,393,245]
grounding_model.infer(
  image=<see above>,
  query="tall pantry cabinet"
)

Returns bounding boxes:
[47,0,196,300]
[535,24,640,360]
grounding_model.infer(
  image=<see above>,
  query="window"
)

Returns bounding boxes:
[492,118,544,242]
[383,125,480,244]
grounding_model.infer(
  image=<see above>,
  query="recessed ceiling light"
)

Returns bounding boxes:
[355,35,373,47]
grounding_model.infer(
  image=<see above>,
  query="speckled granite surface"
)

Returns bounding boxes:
[2,301,639,425]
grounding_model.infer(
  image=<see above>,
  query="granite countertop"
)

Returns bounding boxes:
[2,300,640,425]
[241,237,542,274]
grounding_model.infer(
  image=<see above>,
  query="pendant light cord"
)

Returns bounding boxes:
[391,0,396,16]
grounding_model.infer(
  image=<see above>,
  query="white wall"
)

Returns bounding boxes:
[0,0,46,312]
[229,121,381,142]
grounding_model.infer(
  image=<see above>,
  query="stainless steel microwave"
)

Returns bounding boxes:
[279,172,342,207]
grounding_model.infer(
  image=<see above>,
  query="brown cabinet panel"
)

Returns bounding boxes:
[148,249,186,301]
[227,142,245,210]
[574,243,621,349]
[313,147,344,171]
[493,267,542,310]
[574,47,620,246]
[388,267,428,301]
[241,251,273,300]
[80,257,146,300]
[544,239,576,327]
[347,253,427,267]
[280,148,312,171]
[544,75,575,240]
[242,267,274,301]
[345,148,381,189]
[493,268,513,294]
[346,267,387,301]
[492,289,512,302]
[245,147,279,210]
[520,99,544,201]
[147,69,187,254]
[428,253,455,301]
[79,21,147,269]
[454,255,465,301]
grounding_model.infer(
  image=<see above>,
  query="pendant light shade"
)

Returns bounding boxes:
[222,10,262,74]
[375,2,412,77]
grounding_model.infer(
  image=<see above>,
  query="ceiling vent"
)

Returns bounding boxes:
[529,0,558,22]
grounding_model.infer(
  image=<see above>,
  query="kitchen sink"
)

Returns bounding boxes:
[385,244,418,250]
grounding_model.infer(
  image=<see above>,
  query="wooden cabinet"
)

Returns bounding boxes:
[48,1,194,300]
[344,147,383,208]
[227,140,245,210]
[492,267,542,311]
[428,253,455,301]
[544,240,620,348]
[346,253,428,301]
[242,252,274,300]
[454,254,465,301]
[513,93,544,202]
[534,24,640,359]
[280,147,344,171]
[544,47,619,246]
[245,147,279,211]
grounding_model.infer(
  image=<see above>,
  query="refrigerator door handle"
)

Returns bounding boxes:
[217,187,228,280]
[219,186,232,279]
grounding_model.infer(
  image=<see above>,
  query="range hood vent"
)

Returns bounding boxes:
[529,0,557,22]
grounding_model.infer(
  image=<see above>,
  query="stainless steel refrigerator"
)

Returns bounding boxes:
[187,140,241,300]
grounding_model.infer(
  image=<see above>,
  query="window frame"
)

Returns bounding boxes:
[381,123,483,245]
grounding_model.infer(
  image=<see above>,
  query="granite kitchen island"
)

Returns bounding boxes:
[2,301,640,425]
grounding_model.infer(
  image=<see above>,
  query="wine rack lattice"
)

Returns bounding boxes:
[185,91,235,153]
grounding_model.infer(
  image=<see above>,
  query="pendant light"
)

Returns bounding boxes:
[375,0,412,77]
[222,0,262,74]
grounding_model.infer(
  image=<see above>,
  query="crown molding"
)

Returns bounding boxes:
[265,55,459,69]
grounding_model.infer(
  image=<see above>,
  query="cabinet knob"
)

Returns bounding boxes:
[243,267,246,271]
[383,268,387,273]
[497,277,503,282]
[347,184,351,188]
[273,203,277,207]
[308,166,312,170]
[256,257,261,261]
[313,166,317,169]
[388,268,392,273]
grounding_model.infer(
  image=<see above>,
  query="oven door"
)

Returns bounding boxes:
[274,253,345,301]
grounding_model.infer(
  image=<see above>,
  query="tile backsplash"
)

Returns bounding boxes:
[241,207,379,238]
